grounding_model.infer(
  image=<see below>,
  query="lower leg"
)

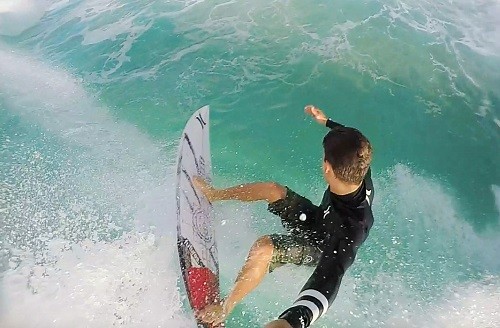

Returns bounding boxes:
[197,235,275,325]
[224,235,275,313]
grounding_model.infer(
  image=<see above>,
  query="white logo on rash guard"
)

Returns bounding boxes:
[323,205,331,219]
[366,189,372,206]
[299,316,305,328]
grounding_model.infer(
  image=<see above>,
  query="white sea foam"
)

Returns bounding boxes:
[10,0,156,82]
[384,0,500,57]
[0,46,186,326]
[0,47,172,228]
[0,0,52,36]
[375,164,500,273]
[423,277,500,328]
[163,0,499,128]
[0,233,194,328]
[12,0,498,122]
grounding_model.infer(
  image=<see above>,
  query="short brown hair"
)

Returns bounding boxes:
[322,127,372,184]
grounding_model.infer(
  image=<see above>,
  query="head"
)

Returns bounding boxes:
[322,127,372,186]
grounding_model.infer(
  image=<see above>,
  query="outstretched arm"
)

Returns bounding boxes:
[304,105,344,129]
[193,177,286,204]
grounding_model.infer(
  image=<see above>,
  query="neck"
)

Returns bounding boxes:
[328,180,362,196]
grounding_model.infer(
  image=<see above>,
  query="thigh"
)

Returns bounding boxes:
[268,234,323,272]
[268,188,320,231]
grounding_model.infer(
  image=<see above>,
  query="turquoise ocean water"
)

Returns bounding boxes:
[1,0,499,327]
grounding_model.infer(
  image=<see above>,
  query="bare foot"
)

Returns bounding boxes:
[193,176,218,202]
[196,302,227,325]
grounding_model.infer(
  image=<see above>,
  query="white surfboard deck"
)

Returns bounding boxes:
[176,106,221,328]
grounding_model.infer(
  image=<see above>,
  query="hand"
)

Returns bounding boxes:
[196,301,227,326]
[264,319,294,328]
[193,176,218,202]
[304,105,328,125]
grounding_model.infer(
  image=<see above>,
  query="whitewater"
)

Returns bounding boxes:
[1,1,499,327]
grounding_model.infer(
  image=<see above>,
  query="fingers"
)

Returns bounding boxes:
[304,105,328,125]
[193,176,209,193]
[196,304,226,325]
[193,176,206,189]
[304,104,315,115]
[195,307,211,322]
[304,104,322,116]
[193,176,216,203]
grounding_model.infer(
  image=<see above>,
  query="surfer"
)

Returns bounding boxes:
[195,105,374,328]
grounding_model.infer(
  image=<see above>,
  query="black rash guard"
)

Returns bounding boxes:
[277,120,375,328]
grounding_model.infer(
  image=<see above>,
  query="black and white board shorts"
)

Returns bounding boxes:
[267,187,323,272]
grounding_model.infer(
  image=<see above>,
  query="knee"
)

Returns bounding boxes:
[266,182,286,203]
[249,235,275,259]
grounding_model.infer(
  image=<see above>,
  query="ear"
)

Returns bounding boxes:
[323,160,332,174]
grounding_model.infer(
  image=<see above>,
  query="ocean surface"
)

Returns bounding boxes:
[1,0,499,327]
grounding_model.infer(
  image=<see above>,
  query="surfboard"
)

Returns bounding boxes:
[176,106,221,328]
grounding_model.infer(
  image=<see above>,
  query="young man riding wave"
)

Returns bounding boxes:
[195,105,374,328]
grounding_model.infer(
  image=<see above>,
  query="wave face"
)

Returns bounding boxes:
[1,0,499,327]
